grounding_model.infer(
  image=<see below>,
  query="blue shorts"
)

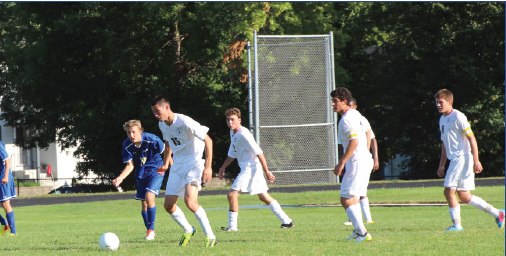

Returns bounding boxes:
[0,171,16,202]
[135,171,165,201]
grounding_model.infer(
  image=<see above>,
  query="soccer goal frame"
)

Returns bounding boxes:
[247,31,339,185]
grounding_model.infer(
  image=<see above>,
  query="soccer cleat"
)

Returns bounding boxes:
[445,226,463,232]
[1,225,10,236]
[495,209,505,228]
[5,233,15,236]
[365,220,375,224]
[343,221,353,226]
[280,221,295,229]
[205,237,218,247]
[179,226,196,246]
[145,229,155,240]
[345,230,359,240]
[221,227,238,232]
[355,233,372,243]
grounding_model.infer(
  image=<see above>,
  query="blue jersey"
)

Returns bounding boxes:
[0,141,9,178]
[121,132,165,180]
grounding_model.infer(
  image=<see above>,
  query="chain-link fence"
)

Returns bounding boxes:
[249,32,338,185]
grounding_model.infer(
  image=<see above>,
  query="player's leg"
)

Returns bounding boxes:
[258,192,294,228]
[0,213,8,235]
[144,172,164,239]
[135,178,151,237]
[223,190,240,231]
[359,158,374,224]
[1,200,15,235]
[185,182,216,245]
[444,187,463,231]
[140,200,148,229]
[341,161,369,242]
[459,190,504,228]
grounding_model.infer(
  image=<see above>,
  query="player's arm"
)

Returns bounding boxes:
[158,141,173,174]
[334,138,358,176]
[466,133,483,174]
[366,129,372,151]
[257,153,275,183]
[218,157,235,180]
[202,134,213,183]
[437,143,447,178]
[113,160,135,187]
[1,158,10,184]
[371,137,379,171]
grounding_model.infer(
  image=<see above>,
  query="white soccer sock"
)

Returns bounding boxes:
[268,200,292,224]
[228,211,238,230]
[346,204,367,236]
[360,197,373,222]
[449,205,462,228]
[468,195,500,218]
[170,206,193,233]
[194,206,215,239]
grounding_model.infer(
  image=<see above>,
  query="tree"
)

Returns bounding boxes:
[338,2,505,177]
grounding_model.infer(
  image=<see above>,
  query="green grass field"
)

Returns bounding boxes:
[1,185,504,255]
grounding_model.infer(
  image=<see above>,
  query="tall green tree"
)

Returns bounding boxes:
[338,2,505,177]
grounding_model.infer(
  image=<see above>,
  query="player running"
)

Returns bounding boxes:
[0,141,16,236]
[332,88,373,243]
[218,108,294,232]
[113,120,166,240]
[343,97,379,226]
[434,89,504,231]
[151,95,217,247]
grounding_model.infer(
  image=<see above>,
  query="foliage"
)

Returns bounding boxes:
[338,2,505,177]
[0,2,503,183]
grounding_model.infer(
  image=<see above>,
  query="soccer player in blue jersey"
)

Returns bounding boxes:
[0,141,16,236]
[113,120,166,240]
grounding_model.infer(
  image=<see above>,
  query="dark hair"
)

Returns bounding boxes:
[151,95,170,107]
[330,87,353,104]
[349,97,357,107]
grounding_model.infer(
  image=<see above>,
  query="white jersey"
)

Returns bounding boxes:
[337,109,372,161]
[158,113,209,163]
[228,126,263,168]
[439,109,472,160]
[359,115,375,139]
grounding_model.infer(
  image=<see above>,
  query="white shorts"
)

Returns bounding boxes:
[340,158,373,199]
[231,163,269,195]
[444,152,475,191]
[165,159,204,197]
[358,158,374,197]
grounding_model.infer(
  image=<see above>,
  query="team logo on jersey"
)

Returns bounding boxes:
[176,128,183,134]
[140,157,147,166]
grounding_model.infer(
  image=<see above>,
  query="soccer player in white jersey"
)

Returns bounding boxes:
[435,89,504,231]
[218,108,294,232]
[331,87,373,243]
[151,95,217,247]
[113,120,166,240]
[343,98,379,226]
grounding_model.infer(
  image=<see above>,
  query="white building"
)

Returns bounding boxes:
[0,120,82,188]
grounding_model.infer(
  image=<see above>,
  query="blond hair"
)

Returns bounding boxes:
[123,120,144,132]
[434,89,453,105]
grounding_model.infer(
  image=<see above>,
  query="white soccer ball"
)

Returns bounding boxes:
[99,232,120,251]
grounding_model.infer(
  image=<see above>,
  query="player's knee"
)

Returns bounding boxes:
[164,202,176,213]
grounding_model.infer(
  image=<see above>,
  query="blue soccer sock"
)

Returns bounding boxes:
[147,206,157,231]
[0,214,6,226]
[6,211,15,234]
[141,211,148,229]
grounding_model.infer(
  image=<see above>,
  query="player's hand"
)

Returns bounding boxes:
[373,159,379,172]
[112,177,123,187]
[202,166,212,183]
[157,165,168,175]
[333,162,345,176]
[1,177,8,184]
[437,167,445,178]
[474,161,483,174]
[265,170,275,183]
[218,167,225,180]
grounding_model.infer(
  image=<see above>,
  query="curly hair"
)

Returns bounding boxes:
[330,87,353,104]
[225,108,241,118]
